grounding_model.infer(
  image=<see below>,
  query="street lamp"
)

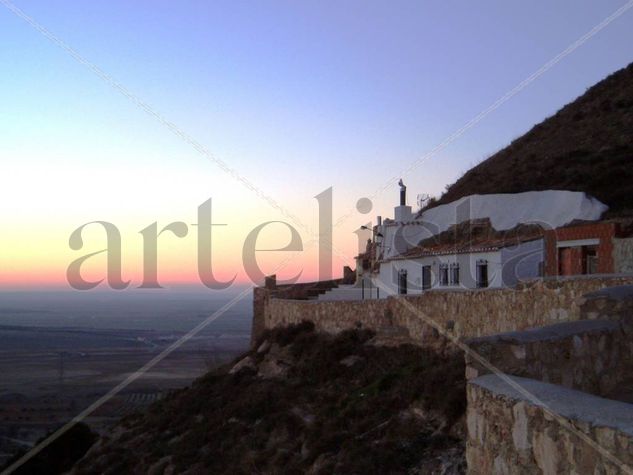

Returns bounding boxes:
[360,225,383,239]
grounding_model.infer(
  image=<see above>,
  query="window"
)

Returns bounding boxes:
[439,264,449,286]
[450,263,460,286]
[422,265,432,290]
[476,260,489,288]
[584,246,598,274]
[398,269,407,295]
[362,258,371,271]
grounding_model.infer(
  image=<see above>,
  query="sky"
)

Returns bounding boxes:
[0,0,632,290]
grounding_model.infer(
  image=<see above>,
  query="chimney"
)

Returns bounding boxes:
[264,274,277,290]
[377,216,382,226]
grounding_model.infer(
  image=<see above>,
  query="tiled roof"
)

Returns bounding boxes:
[383,220,544,261]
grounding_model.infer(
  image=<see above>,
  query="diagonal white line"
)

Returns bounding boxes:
[334,0,633,227]
[2,1,632,472]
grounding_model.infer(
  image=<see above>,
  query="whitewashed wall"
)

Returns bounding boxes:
[500,239,544,287]
[375,240,543,295]
[376,250,502,295]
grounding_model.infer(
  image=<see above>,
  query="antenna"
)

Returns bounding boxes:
[417,193,430,208]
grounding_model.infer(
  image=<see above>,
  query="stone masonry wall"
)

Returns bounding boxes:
[253,279,633,473]
[467,375,633,475]
[251,277,342,346]
[580,284,633,332]
[465,286,633,473]
[254,276,633,346]
[464,319,633,400]
[614,238,633,273]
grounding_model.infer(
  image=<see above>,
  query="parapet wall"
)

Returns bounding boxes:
[467,375,633,474]
[251,275,348,346]
[465,318,633,400]
[465,286,633,473]
[252,275,633,346]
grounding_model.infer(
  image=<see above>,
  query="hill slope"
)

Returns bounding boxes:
[430,62,633,216]
[71,323,466,475]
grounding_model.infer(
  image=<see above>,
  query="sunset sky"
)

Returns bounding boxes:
[1,0,632,289]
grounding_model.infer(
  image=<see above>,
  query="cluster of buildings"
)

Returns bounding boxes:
[333,182,633,300]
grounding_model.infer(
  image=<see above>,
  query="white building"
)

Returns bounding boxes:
[376,235,544,295]
[353,183,608,298]
[316,183,609,301]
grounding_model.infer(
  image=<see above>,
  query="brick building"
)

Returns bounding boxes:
[544,221,633,276]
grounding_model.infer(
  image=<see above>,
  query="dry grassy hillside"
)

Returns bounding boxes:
[70,323,466,475]
[430,62,633,216]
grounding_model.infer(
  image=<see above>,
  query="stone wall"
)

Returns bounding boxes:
[580,284,633,331]
[464,319,633,401]
[251,276,344,346]
[614,238,633,273]
[465,286,633,473]
[253,276,633,346]
[253,278,633,472]
[467,375,633,474]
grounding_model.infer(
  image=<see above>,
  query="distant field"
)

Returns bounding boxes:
[0,289,253,465]
[0,289,253,332]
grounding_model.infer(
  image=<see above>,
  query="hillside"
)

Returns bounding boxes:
[70,323,466,475]
[429,62,633,216]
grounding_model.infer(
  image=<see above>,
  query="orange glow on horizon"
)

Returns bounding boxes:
[0,249,334,291]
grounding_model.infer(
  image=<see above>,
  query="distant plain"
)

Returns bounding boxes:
[0,289,252,465]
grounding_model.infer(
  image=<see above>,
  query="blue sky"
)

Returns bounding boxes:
[1,0,632,286]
